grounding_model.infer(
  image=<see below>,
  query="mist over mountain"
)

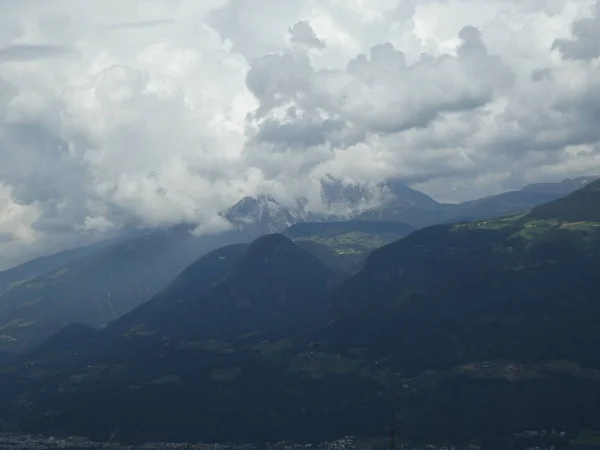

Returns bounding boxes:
[0,230,150,295]
[0,226,255,353]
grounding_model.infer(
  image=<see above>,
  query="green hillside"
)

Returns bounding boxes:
[285,220,414,273]
[530,178,600,222]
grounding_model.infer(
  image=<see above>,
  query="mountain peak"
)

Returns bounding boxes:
[379,177,440,209]
[225,195,280,221]
[530,178,600,222]
[320,175,440,213]
[130,233,341,342]
[223,233,341,316]
[223,196,310,233]
[244,232,298,255]
[231,233,334,282]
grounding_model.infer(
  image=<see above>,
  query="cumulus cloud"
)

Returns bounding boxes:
[241,20,514,203]
[1,0,600,268]
[552,2,600,60]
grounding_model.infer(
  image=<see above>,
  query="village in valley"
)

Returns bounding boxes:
[0,431,589,450]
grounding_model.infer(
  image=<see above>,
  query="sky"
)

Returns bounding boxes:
[0,0,600,268]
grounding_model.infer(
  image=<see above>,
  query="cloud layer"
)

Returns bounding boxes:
[1,0,600,268]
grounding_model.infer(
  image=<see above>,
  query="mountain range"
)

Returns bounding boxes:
[1,178,600,445]
[0,175,596,355]
[229,175,600,231]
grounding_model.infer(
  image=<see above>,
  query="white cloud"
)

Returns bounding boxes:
[1,0,600,267]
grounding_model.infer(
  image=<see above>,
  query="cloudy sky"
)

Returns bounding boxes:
[0,0,599,268]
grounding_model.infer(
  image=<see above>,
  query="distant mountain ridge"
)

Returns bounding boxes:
[0,174,596,355]
[522,175,600,195]
[450,176,600,223]
[320,175,440,212]
[223,195,311,234]
[227,175,600,232]
[224,176,445,232]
